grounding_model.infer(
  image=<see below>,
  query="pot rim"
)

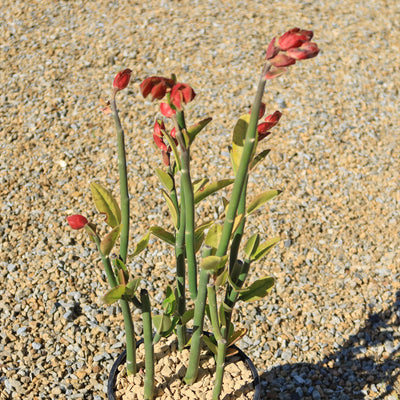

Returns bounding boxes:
[107,332,261,400]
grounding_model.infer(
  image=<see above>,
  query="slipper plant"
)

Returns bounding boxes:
[67,27,319,400]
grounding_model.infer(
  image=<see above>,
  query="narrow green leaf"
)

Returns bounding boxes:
[194,179,235,204]
[238,276,275,302]
[231,114,251,174]
[194,231,204,254]
[193,178,209,194]
[187,117,212,144]
[253,236,280,261]
[243,233,260,260]
[202,334,218,356]
[228,328,248,347]
[205,224,222,249]
[200,255,228,272]
[102,285,126,304]
[100,224,122,256]
[162,189,179,228]
[163,128,181,170]
[215,267,228,287]
[150,226,175,245]
[250,149,271,171]
[232,213,245,235]
[246,190,281,215]
[90,182,121,228]
[132,232,150,256]
[155,168,174,192]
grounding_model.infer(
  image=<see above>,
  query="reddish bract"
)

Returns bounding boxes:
[278,28,313,51]
[287,42,320,60]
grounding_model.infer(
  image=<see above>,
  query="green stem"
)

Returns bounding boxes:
[175,188,186,350]
[110,92,136,375]
[94,236,136,375]
[110,94,130,263]
[213,339,227,400]
[141,289,154,400]
[173,112,197,300]
[184,267,210,385]
[215,72,267,258]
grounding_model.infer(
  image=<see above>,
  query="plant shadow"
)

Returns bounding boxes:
[259,291,400,400]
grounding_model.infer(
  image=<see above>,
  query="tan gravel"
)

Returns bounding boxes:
[0,0,399,399]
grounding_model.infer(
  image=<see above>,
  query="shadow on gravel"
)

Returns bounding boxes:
[260,291,400,400]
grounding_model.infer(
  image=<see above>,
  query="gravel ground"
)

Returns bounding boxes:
[1,0,399,399]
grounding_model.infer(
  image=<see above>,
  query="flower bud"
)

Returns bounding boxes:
[278,28,313,51]
[170,83,196,110]
[153,120,168,152]
[67,215,88,230]
[113,69,132,91]
[286,42,320,60]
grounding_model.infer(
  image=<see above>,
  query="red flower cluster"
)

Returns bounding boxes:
[140,76,196,112]
[153,120,177,166]
[265,28,319,78]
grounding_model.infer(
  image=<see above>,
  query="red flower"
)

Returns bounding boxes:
[113,69,132,91]
[153,120,178,166]
[170,83,196,110]
[278,28,313,51]
[160,102,176,118]
[140,77,175,101]
[67,215,88,230]
[257,111,282,141]
[287,41,320,60]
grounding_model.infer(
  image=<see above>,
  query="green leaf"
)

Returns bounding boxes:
[194,231,205,254]
[161,189,179,228]
[126,278,141,297]
[193,178,209,194]
[238,276,275,302]
[202,334,218,356]
[150,226,175,245]
[187,117,212,144]
[181,308,194,325]
[200,255,228,272]
[232,213,245,235]
[253,237,280,261]
[100,224,122,256]
[231,114,251,174]
[132,232,150,256]
[247,190,281,215]
[215,268,228,287]
[243,233,260,260]
[250,149,271,171]
[90,182,121,228]
[194,179,235,204]
[163,128,181,170]
[205,224,222,249]
[163,286,176,315]
[153,314,172,334]
[102,285,126,304]
[155,168,174,192]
